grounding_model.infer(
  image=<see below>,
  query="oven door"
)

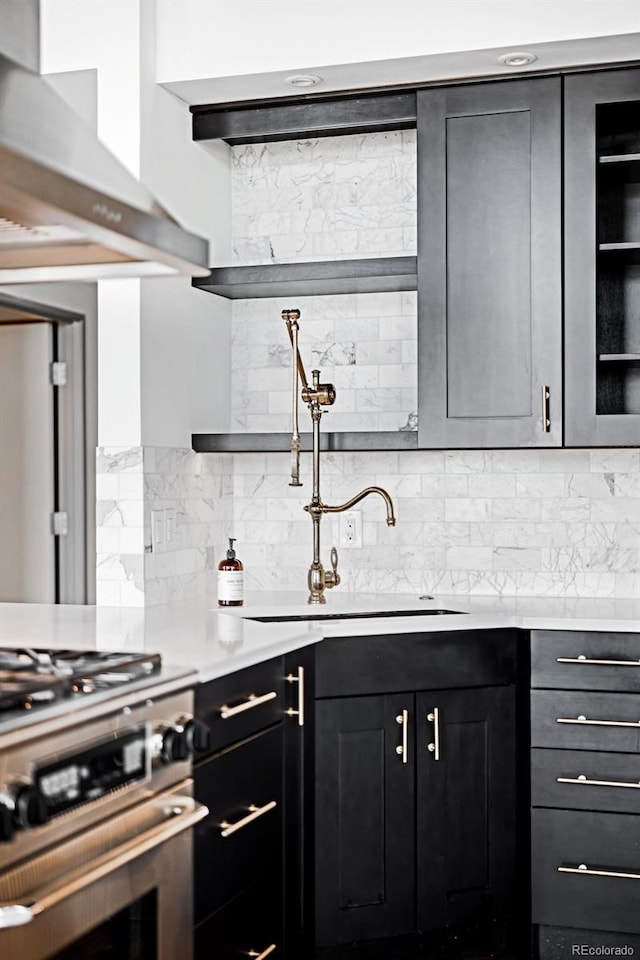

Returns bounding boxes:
[0,779,207,960]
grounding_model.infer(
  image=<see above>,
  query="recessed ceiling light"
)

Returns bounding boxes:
[285,74,323,88]
[497,51,538,67]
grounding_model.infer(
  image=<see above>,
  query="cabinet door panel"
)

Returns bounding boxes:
[565,68,640,445]
[417,78,561,447]
[532,808,640,934]
[531,630,640,692]
[315,694,415,946]
[531,689,640,752]
[416,686,516,933]
[195,657,285,757]
[532,747,640,814]
[194,724,283,924]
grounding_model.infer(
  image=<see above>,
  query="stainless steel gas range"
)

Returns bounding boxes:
[0,646,208,960]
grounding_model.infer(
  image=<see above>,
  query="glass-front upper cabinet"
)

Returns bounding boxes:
[565,68,640,446]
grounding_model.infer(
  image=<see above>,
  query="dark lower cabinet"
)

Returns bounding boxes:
[315,694,415,947]
[193,652,310,960]
[531,629,640,959]
[314,681,517,953]
[194,878,281,960]
[416,686,516,937]
[532,808,640,935]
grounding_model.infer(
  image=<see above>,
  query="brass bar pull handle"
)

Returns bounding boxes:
[247,946,277,959]
[557,775,640,789]
[286,666,305,726]
[395,709,408,764]
[0,795,208,927]
[220,691,277,719]
[220,800,277,838]
[541,384,551,432]
[557,656,640,667]
[557,716,640,728]
[558,864,640,880]
[427,707,440,760]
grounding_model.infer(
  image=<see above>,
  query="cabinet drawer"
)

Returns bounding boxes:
[532,807,640,934]
[196,657,285,756]
[532,631,640,691]
[532,748,640,814]
[531,690,640,752]
[194,879,281,960]
[194,724,283,923]
[315,629,516,698]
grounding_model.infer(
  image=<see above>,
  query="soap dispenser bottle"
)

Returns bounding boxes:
[217,538,244,607]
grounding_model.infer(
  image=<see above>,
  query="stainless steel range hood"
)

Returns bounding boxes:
[0,51,210,283]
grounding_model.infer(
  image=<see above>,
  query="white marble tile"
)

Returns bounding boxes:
[446,546,493,570]
[567,473,616,498]
[590,450,640,473]
[590,499,640,524]
[515,474,568,498]
[493,547,542,571]
[467,475,516,498]
[445,498,492,522]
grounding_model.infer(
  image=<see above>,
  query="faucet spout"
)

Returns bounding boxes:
[323,486,396,526]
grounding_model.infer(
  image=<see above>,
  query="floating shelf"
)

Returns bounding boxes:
[192,431,419,454]
[598,242,640,263]
[599,153,640,182]
[192,256,418,299]
[599,353,640,362]
[192,91,417,145]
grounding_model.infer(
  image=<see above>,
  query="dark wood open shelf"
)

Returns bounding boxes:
[192,431,419,453]
[192,91,417,145]
[192,256,418,299]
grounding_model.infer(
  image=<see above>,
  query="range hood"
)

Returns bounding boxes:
[0,51,210,283]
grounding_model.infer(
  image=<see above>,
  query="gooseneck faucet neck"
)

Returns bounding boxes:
[283,309,397,604]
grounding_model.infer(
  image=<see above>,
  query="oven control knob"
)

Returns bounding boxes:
[161,720,210,763]
[15,786,49,830]
[185,719,211,756]
[0,799,15,842]
[161,726,189,763]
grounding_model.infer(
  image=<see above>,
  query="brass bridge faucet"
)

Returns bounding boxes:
[282,308,396,604]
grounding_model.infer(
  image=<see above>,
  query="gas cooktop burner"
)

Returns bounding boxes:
[0,648,162,715]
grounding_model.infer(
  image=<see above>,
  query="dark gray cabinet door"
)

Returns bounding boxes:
[564,68,640,446]
[416,686,516,936]
[417,79,562,447]
[314,693,415,947]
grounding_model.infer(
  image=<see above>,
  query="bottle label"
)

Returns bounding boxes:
[218,570,244,602]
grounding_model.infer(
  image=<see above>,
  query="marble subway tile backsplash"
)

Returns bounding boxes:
[96,446,638,604]
[231,448,640,600]
[231,292,418,434]
[96,447,233,607]
[230,130,418,436]
[232,131,417,265]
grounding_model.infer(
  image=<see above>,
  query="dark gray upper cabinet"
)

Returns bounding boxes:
[564,68,640,447]
[417,79,562,448]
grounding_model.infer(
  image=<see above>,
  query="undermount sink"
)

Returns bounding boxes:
[245,609,466,623]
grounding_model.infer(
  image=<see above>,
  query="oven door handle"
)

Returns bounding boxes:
[0,795,208,929]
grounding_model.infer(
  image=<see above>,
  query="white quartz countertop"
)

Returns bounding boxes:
[1,592,639,683]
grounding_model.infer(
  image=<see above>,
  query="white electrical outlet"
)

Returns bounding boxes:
[340,510,362,548]
[151,510,165,553]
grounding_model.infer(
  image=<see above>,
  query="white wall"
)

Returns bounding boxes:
[156,0,640,84]
[139,0,232,446]
[40,0,232,449]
